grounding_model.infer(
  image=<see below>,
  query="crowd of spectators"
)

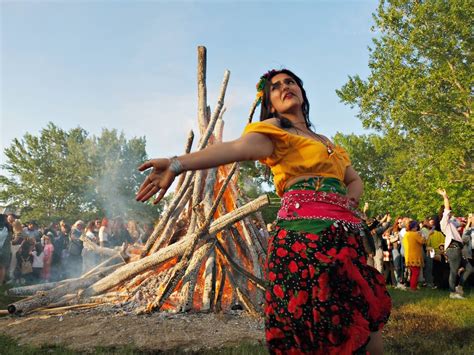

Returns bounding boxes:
[364,190,473,299]
[0,189,472,301]
[0,215,154,285]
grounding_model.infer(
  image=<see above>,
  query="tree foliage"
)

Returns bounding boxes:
[336,0,473,218]
[0,123,159,225]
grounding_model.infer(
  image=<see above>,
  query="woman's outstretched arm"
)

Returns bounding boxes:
[136,132,274,204]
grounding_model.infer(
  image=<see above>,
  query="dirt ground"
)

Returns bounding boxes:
[0,306,265,352]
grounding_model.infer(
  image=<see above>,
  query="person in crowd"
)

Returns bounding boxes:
[42,233,54,281]
[67,220,84,278]
[127,220,141,243]
[15,239,34,284]
[110,217,133,247]
[99,218,111,248]
[426,217,446,289]
[94,219,101,238]
[31,241,44,282]
[52,222,69,281]
[0,214,12,285]
[437,189,465,299]
[371,214,392,274]
[82,221,99,273]
[382,228,396,286]
[9,219,25,281]
[402,220,425,291]
[389,218,405,289]
[460,213,474,288]
[135,69,391,354]
[6,214,16,227]
[23,221,41,242]
[399,217,411,285]
[140,222,154,244]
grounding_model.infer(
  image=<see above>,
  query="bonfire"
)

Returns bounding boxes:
[5,46,270,317]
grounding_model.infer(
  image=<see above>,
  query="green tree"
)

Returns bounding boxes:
[0,123,92,224]
[88,129,158,223]
[336,0,473,217]
[0,123,159,225]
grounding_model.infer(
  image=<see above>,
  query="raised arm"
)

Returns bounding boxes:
[436,188,451,234]
[136,132,274,204]
[436,188,450,211]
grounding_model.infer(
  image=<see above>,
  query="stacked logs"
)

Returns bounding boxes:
[5,46,270,316]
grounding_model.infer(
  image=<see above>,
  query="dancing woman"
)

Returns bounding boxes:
[136,69,391,354]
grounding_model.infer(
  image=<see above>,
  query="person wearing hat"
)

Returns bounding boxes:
[402,220,425,291]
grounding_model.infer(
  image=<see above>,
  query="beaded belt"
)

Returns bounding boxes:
[278,189,364,222]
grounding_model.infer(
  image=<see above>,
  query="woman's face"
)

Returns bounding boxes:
[269,73,304,116]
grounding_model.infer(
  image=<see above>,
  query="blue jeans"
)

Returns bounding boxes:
[445,247,462,292]
[392,248,402,284]
[424,254,433,286]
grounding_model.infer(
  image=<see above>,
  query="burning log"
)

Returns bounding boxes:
[81,195,268,299]
[8,264,122,315]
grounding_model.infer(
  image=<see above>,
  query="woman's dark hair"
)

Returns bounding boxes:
[259,69,312,129]
[86,221,96,232]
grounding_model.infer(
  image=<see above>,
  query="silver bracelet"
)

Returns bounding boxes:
[169,156,184,175]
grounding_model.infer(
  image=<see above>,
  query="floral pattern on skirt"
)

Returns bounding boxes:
[265,221,391,354]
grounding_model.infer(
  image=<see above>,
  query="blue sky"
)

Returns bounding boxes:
[1,0,378,167]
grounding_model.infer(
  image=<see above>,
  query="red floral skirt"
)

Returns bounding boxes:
[265,192,391,354]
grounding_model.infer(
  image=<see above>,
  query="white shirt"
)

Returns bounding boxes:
[440,209,463,248]
[99,226,109,242]
[32,251,44,268]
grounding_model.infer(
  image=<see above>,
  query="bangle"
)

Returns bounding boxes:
[169,156,184,175]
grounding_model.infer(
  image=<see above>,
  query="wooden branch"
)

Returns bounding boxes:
[179,240,215,312]
[142,170,195,256]
[143,71,229,257]
[215,239,265,291]
[225,269,260,317]
[8,264,121,315]
[7,279,78,297]
[149,163,238,311]
[213,261,226,313]
[150,186,194,253]
[201,248,216,312]
[197,46,208,132]
[175,130,194,192]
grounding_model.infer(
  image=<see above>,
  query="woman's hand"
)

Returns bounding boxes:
[136,158,177,205]
[436,188,447,197]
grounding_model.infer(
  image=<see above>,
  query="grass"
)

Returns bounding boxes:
[1,284,473,354]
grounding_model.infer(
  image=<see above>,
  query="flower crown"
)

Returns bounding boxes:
[255,69,278,106]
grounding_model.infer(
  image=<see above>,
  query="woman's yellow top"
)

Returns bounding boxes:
[242,121,351,196]
[402,231,425,267]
